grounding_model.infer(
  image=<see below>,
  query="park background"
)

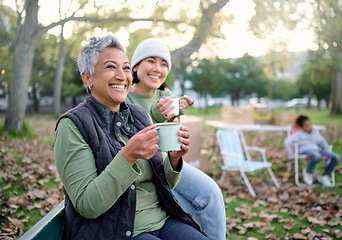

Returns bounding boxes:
[0,0,342,239]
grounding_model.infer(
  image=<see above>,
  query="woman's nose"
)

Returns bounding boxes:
[115,68,126,80]
[153,63,162,72]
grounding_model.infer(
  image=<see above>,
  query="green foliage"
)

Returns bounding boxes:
[230,54,268,100]
[31,33,59,97]
[186,54,268,105]
[296,50,334,102]
[0,4,17,47]
[0,41,14,92]
[272,77,297,100]
[189,58,222,98]
[62,55,85,97]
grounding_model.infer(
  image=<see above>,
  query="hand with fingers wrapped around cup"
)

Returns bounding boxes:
[168,123,190,170]
[120,121,190,171]
[157,97,179,119]
[157,95,193,120]
[153,120,190,171]
[179,95,194,109]
[120,124,160,165]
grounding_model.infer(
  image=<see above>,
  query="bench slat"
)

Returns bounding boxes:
[19,200,65,240]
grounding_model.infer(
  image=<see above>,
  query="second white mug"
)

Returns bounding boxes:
[160,97,180,116]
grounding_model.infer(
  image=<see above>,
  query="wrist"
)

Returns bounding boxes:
[120,148,136,166]
[168,153,182,171]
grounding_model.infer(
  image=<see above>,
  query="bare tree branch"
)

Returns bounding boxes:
[171,0,230,68]
[38,15,186,36]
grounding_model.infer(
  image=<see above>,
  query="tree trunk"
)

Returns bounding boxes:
[331,52,342,114]
[231,96,235,106]
[317,98,321,110]
[5,0,41,130]
[307,89,313,109]
[325,97,330,109]
[52,25,67,116]
[32,83,39,112]
[204,93,209,113]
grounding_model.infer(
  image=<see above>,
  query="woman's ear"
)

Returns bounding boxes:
[82,72,92,89]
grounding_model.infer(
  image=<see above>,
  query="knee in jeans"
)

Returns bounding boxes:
[310,152,321,162]
[332,153,341,163]
[192,195,210,211]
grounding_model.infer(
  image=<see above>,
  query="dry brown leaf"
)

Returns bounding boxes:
[236,225,248,235]
[7,217,24,229]
[332,229,342,238]
[301,227,311,234]
[257,226,275,234]
[307,216,327,226]
[290,233,307,239]
[307,230,317,240]
[27,189,47,200]
[283,220,295,230]
[265,234,277,239]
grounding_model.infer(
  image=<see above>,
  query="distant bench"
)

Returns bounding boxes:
[19,200,64,240]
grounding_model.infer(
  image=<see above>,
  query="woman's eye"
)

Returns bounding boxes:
[124,66,131,71]
[147,59,154,63]
[107,65,116,69]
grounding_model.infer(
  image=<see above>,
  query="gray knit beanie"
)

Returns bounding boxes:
[131,38,172,72]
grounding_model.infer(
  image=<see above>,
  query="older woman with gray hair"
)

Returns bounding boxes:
[54,34,207,240]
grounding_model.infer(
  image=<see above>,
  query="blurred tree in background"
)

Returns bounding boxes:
[296,50,334,109]
[251,0,342,114]
[0,0,231,130]
[186,54,267,108]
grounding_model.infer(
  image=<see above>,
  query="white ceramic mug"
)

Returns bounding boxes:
[155,122,182,152]
[160,97,180,116]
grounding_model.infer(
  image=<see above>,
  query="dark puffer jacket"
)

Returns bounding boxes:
[55,98,205,240]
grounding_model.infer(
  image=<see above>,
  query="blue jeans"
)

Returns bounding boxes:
[302,149,340,175]
[172,162,226,240]
[133,217,207,240]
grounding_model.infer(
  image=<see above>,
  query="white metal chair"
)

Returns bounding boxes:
[286,125,335,187]
[216,128,280,198]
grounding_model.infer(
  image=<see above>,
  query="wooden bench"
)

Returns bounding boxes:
[19,200,64,240]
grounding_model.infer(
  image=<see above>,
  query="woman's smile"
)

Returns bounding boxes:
[109,83,126,91]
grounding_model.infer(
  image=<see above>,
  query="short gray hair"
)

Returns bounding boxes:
[77,35,126,76]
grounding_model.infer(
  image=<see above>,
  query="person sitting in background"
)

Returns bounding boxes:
[126,38,226,240]
[284,115,340,187]
[54,34,207,240]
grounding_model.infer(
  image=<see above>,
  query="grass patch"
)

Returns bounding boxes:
[225,195,341,239]
[44,179,60,189]
[189,107,342,125]
[273,108,342,125]
[21,207,46,232]
[0,118,34,138]
[187,107,222,120]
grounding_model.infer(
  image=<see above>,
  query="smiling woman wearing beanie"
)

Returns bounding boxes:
[126,38,226,240]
